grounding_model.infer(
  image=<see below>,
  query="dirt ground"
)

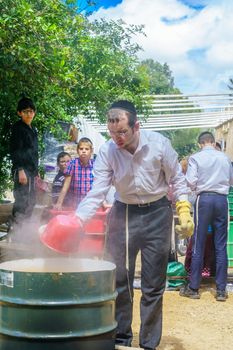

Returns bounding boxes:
[132,256,233,350]
[132,287,233,350]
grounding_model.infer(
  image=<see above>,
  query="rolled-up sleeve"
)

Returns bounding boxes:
[76,145,113,221]
[186,157,198,191]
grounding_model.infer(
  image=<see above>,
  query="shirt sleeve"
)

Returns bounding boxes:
[9,126,24,169]
[9,123,38,173]
[162,138,189,201]
[229,161,233,187]
[185,156,198,192]
[76,145,113,221]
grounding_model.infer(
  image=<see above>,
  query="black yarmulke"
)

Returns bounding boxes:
[109,100,137,115]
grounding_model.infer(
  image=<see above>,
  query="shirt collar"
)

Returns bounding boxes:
[202,145,215,151]
[136,130,148,152]
[78,158,92,167]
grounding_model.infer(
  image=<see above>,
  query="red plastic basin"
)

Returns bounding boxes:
[40,215,83,254]
[49,207,109,234]
[84,207,109,234]
[41,208,110,255]
[78,232,105,256]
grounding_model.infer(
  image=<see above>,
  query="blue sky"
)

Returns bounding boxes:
[94,0,122,9]
[178,0,207,10]
[78,0,122,11]
[89,0,233,94]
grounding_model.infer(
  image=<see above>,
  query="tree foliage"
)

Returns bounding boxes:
[166,129,200,159]
[0,0,198,198]
[138,59,200,158]
[138,59,180,95]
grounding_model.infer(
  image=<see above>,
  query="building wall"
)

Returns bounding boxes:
[215,118,233,160]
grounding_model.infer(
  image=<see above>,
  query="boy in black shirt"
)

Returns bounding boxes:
[9,97,38,223]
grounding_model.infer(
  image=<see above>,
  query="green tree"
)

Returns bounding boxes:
[168,129,200,159]
[72,18,149,121]
[139,59,179,94]
[138,59,200,157]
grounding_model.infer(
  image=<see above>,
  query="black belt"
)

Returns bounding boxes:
[199,191,227,196]
[116,196,169,209]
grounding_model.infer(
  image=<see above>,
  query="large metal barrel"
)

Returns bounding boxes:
[0,258,117,350]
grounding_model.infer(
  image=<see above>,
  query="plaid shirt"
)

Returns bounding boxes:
[65,157,94,205]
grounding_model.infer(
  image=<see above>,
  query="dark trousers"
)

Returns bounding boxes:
[105,197,172,349]
[185,234,216,277]
[190,193,228,291]
[12,170,36,222]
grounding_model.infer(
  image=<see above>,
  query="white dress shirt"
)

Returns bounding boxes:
[76,129,188,221]
[186,145,233,195]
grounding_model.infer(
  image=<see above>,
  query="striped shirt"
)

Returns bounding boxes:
[65,158,94,205]
[51,170,65,203]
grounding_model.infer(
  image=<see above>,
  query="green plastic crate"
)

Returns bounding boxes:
[228,222,233,241]
[227,242,233,255]
[227,222,233,267]
[227,243,233,267]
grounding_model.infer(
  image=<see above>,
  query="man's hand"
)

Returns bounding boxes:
[175,200,194,238]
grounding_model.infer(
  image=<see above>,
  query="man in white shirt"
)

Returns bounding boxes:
[180,131,233,302]
[76,100,193,350]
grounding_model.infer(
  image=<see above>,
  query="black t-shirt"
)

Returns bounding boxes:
[9,119,38,175]
[51,170,65,204]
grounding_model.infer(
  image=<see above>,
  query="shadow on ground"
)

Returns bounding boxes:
[159,335,186,350]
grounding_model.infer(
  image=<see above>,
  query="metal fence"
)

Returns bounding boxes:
[81,93,233,131]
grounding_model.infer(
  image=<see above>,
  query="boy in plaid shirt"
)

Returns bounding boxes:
[55,137,94,209]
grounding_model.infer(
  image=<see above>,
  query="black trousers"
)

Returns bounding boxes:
[105,197,172,349]
[190,192,228,291]
[12,170,36,222]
